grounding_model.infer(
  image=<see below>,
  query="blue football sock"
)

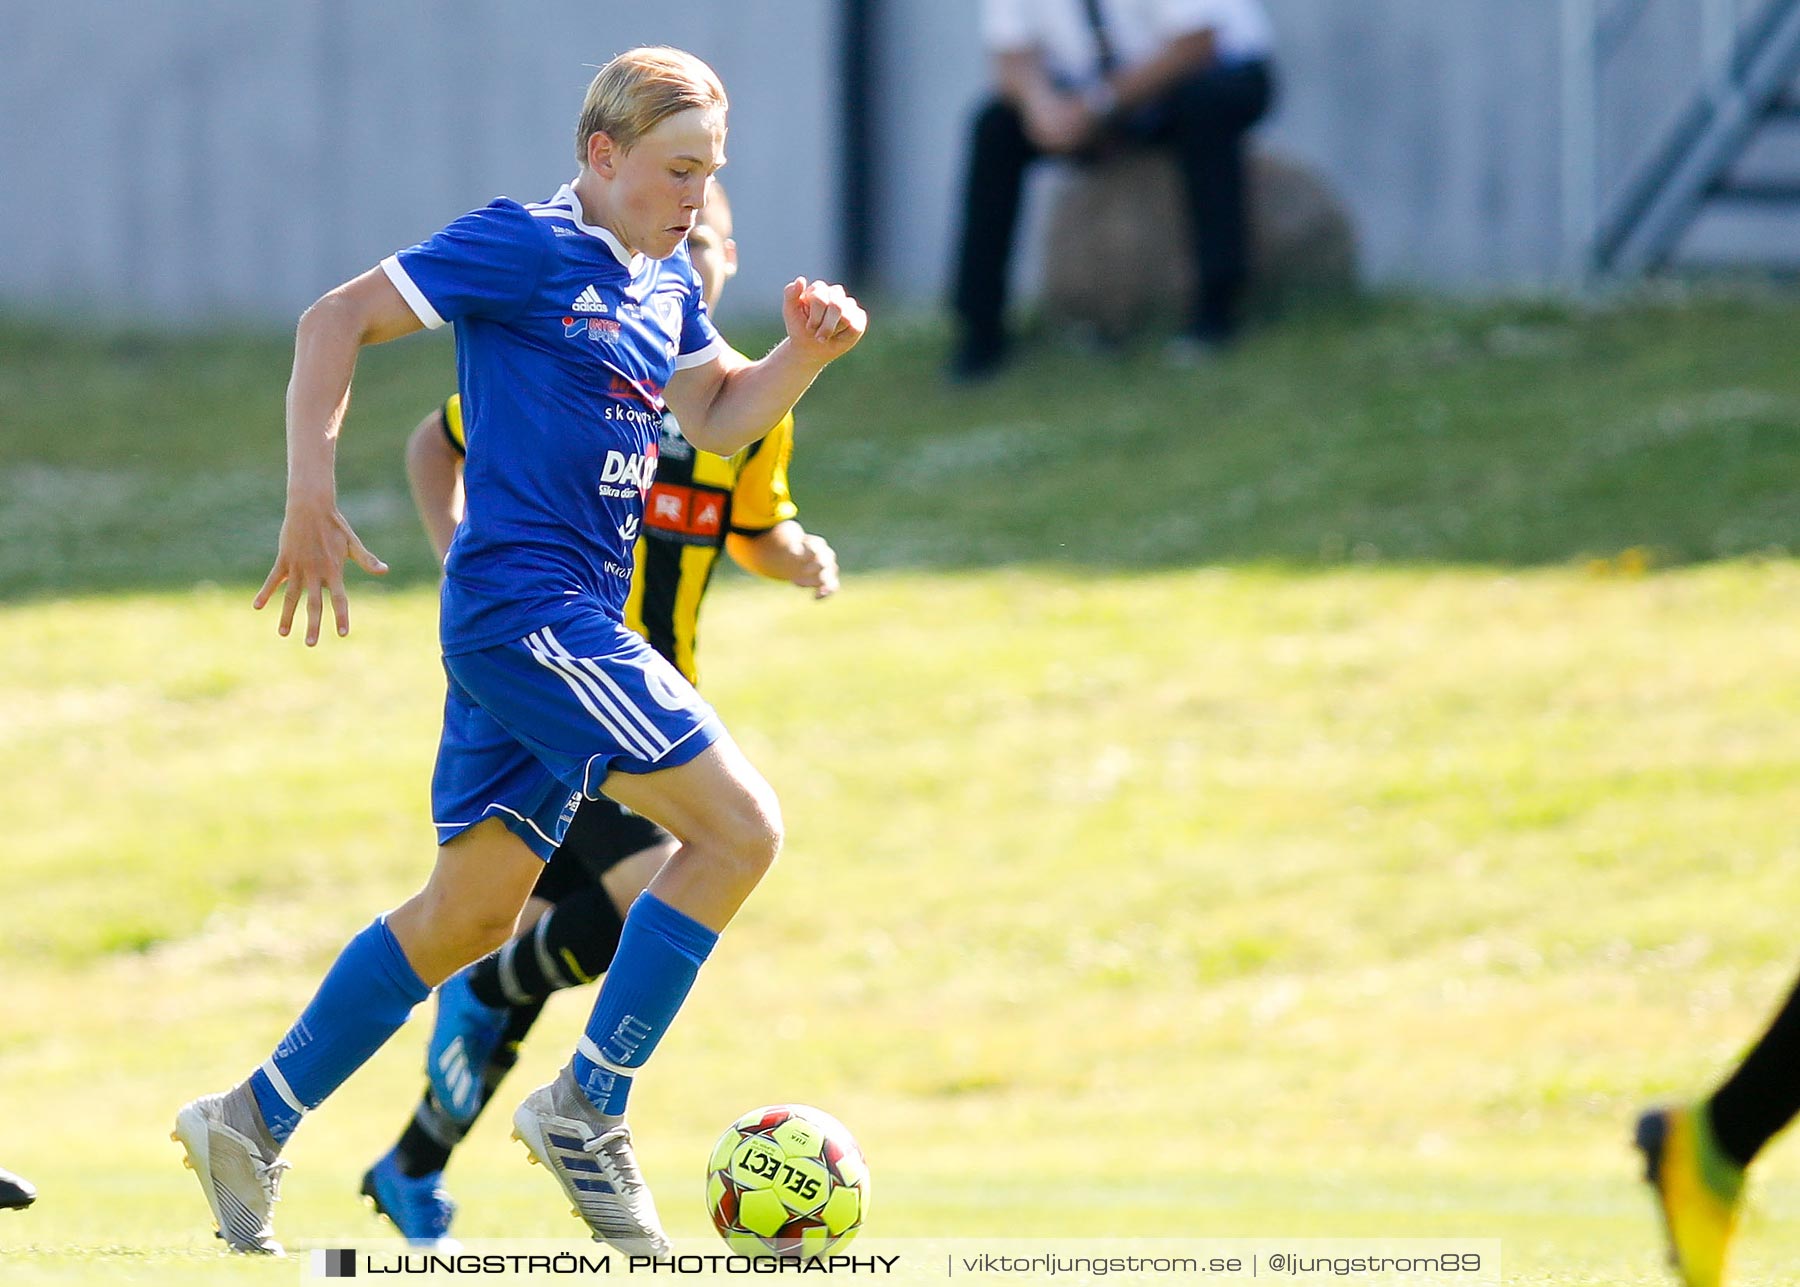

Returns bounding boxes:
[571,893,718,1115]
[248,916,429,1146]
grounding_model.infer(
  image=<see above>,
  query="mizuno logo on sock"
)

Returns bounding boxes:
[603,1016,654,1067]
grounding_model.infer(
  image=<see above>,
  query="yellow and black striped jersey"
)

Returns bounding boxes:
[442,394,797,686]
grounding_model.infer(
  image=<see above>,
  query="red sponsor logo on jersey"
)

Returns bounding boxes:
[608,371,665,408]
[645,483,727,539]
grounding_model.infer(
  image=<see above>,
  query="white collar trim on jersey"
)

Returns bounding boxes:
[546,180,646,271]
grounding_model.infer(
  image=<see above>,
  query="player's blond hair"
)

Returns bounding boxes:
[575,47,728,161]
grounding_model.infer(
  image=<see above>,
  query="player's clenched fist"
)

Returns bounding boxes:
[792,532,839,600]
[782,277,867,363]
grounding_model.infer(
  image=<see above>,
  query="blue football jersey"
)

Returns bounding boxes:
[382,182,726,653]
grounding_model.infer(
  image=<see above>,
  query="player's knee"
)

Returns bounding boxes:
[742,798,783,878]
[414,888,521,964]
[714,783,783,883]
[462,908,523,960]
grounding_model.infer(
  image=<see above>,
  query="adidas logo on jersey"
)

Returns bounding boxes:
[570,285,608,314]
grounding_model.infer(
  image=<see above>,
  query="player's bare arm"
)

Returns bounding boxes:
[405,409,464,563]
[255,268,420,644]
[663,277,866,457]
[725,521,839,600]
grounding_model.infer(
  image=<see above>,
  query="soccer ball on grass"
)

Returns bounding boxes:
[705,1104,869,1258]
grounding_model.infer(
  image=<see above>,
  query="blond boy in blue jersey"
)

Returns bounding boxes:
[364,182,839,1245]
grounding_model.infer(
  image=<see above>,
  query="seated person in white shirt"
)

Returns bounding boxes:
[948,0,1275,379]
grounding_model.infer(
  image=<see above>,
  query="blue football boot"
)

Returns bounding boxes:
[361,1147,457,1248]
[428,968,510,1123]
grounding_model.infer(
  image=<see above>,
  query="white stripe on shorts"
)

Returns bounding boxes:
[524,631,665,762]
[540,629,673,759]
[482,801,560,850]
[540,626,674,754]
[525,632,661,761]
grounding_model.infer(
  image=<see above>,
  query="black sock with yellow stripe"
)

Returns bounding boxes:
[466,884,627,1010]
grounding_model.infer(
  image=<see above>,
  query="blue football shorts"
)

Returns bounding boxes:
[431,614,722,859]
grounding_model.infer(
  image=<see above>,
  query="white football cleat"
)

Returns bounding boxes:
[512,1069,671,1256]
[172,1090,289,1255]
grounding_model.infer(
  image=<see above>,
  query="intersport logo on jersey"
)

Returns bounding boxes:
[596,445,657,500]
[564,315,622,344]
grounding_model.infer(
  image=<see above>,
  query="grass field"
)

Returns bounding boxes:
[2,291,1799,1284]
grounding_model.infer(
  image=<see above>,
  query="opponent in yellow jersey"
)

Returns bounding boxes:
[364,183,839,1245]
[437,390,810,685]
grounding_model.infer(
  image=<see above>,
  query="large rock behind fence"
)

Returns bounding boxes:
[1042,148,1358,339]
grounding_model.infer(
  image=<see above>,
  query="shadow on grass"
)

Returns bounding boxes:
[3,287,1798,603]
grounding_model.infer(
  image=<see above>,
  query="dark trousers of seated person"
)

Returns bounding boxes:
[950,59,1274,359]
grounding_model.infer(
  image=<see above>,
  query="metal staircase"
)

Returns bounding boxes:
[1585,0,1800,274]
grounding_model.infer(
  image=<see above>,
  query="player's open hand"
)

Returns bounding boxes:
[253,496,389,645]
[782,278,867,365]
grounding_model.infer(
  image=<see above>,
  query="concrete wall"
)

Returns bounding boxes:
[0,1,1755,321]
[1261,0,1571,286]
[0,1,842,324]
